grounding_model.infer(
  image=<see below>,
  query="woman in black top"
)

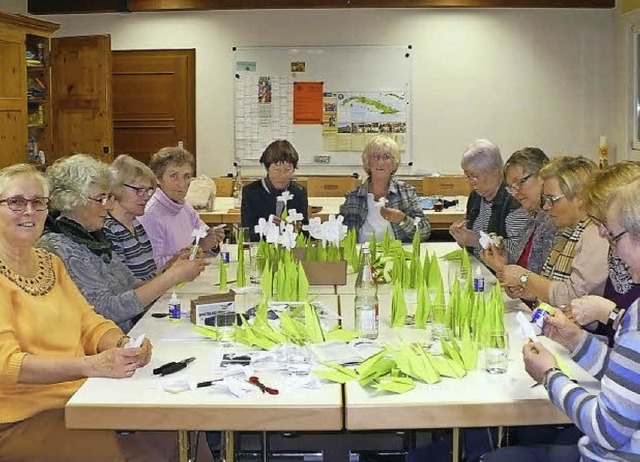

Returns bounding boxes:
[241,139,308,242]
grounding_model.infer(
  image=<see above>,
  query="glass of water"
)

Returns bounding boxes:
[249,242,264,284]
[485,331,509,374]
[285,344,311,376]
[215,306,236,347]
[430,303,449,341]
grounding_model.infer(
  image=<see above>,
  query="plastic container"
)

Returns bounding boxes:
[168,290,181,319]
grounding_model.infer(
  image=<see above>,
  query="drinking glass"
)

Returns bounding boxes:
[214,306,237,347]
[249,242,265,284]
[430,303,449,341]
[404,289,418,326]
[285,344,311,376]
[485,331,509,374]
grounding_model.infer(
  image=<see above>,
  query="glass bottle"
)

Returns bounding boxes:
[232,161,243,208]
[354,247,379,339]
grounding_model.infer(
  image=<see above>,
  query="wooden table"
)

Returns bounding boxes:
[199,197,466,231]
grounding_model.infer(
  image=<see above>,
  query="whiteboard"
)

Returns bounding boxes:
[233,45,413,168]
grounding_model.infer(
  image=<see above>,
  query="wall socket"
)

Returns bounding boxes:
[314,155,331,164]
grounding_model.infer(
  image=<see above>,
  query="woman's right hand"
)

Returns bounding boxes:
[85,348,141,378]
[569,295,616,326]
[167,257,206,284]
[480,244,506,272]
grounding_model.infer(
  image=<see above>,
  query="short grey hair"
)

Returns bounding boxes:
[461,139,503,174]
[0,164,49,197]
[110,154,157,200]
[607,176,640,244]
[361,135,400,176]
[46,154,112,212]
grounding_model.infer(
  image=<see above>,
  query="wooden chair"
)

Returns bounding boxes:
[306,176,360,197]
[422,176,471,196]
[213,177,234,197]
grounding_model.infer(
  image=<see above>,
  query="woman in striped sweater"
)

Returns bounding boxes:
[483,177,640,462]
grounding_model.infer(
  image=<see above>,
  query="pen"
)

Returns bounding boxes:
[153,357,196,376]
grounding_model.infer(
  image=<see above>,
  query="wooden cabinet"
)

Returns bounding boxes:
[0,12,113,169]
[0,12,58,169]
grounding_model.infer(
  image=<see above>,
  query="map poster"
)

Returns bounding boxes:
[324,91,407,152]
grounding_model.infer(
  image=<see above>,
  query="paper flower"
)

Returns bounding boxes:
[278,223,297,250]
[320,214,348,246]
[286,208,304,224]
[277,191,294,205]
[265,220,280,245]
[254,217,269,238]
[302,217,323,240]
[191,225,208,244]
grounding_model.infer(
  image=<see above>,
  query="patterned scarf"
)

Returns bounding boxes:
[541,217,591,282]
[45,211,112,258]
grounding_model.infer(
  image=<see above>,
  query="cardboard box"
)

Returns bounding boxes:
[293,247,347,286]
[190,292,235,325]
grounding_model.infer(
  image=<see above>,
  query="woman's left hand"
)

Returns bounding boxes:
[523,341,558,383]
[481,244,506,272]
[380,206,406,223]
[498,264,527,287]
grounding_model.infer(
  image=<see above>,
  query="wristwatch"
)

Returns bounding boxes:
[542,366,562,389]
[607,306,624,330]
[519,270,532,286]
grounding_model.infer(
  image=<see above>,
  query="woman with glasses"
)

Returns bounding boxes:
[241,139,308,242]
[450,139,530,261]
[340,135,430,243]
[481,148,556,296]
[0,164,178,462]
[565,162,640,342]
[38,155,206,332]
[103,154,158,281]
[498,156,608,307]
[482,177,640,462]
[139,146,225,268]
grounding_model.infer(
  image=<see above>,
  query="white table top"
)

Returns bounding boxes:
[65,293,343,431]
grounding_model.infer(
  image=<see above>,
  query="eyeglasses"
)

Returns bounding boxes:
[124,183,155,198]
[607,229,628,247]
[88,194,115,206]
[506,173,533,194]
[542,193,565,206]
[247,376,279,395]
[0,195,49,212]
[371,153,393,162]
[464,173,480,183]
[268,165,294,175]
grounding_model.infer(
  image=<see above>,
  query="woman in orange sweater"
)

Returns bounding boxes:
[0,164,171,462]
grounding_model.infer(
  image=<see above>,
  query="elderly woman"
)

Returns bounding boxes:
[242,139,308,242]
[498,156,608,307]
[566,162,640,339]
[139,146,225,268]
[38,154,205,332]
[0,164,171,462]
[482,177,640,462]
[482,147,555,275]
[450,139,530,261]
[103,154,158,281]
[340,135,430,243]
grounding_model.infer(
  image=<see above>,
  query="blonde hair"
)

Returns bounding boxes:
[110,154,157,200]
[607,176,640,243]
[0,164,49,197]
[539,155,596,200]
[361,135,400,176]
[46,154,112,212]
[582,161,640,221]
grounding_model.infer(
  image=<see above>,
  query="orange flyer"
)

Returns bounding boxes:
[293,82,323,124]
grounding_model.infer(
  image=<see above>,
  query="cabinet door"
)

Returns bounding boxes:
[50,35,113,163]
[0,27,27,169]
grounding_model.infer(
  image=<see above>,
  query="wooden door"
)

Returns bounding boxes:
[50,35,113,163]
[0,25,26,169]
[112,49,195,165]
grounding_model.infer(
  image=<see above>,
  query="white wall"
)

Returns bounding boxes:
[1,0,26,13]
[45,8,615,177]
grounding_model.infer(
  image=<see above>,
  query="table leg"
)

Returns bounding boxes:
[452,427,460,462]
[223,430,235,462]
[178,430,191,462]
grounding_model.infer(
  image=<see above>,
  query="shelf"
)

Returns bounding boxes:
[27,64,45,70]
[27,124,46,129]
[28,97,46,103]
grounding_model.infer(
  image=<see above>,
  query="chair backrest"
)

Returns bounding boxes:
[306,176,360,197]
[422,176,471,196]
[213,177,234,197]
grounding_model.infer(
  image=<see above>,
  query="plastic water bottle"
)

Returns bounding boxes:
[354,247,379,339]
[168,290,181,319]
